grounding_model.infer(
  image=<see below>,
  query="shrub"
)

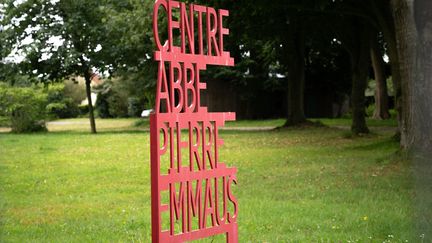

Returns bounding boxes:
[96,90,112,118]
[46,102,67,115]
[11,105,47,132]
[94,81,128,118]
[0,84,47,133]
[0,116,10,127]
[64,78,87,104]
[78,104,89,115]
[45,83,80,119]
[128,97,142,117]
[107,92,128,117]
[46,83,64,103]
[94,79,144,118]
[46,98,80,119]
[366,104,375,117]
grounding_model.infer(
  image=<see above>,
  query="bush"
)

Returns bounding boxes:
[11,105,47,132]
[94,80,128,118]
[46,102,67,115]
[94,79,145,118]
[46,98,80,119]
[78,104,89,115]
[46,84,64,103]
[96,90,112,118]
[0,84,47,133]
[0,116,10,127]
[366,104,375,117]
[45,83,80,119]
[107,92,128,117]
[64,78,87,104]
[128,97,142,117]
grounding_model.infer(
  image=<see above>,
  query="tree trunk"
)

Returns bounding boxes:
[386,38,403,139]
[369,0,403,139]
[391,0,432,238]
[285,59,306,126]
[391,0,416,148]
[350,24,371,134]
[412,0,432,235]
[370,34,390,120]
[412,0,432,151]
[284,20,306,126]
[84,72,97,134]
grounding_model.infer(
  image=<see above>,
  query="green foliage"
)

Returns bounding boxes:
[95,80,144,118]
[78,104,89,115]
[0,63,37,87]
[45,83,79,119]
[0,84,47,133]
[46,103,67,114]
[46,84,65,102]
[366,78,394,97]
[127,97,142,117]
[1,0,156,101]
[0,0,123,80]
[104,0,156,98]
[63,79,86,104]
[366,103,375,117]
[0,0,151,133]
[95,90,112,118]
[46,98,79,119]
[0,116,10,126]
[107,91,128,118]
[0,81,82,132]
[94,81,123,118]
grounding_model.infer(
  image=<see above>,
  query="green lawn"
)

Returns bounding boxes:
[42,117,397,132]
[0,118,416,242]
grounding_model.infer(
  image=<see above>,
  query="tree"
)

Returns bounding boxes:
[218,0,313,125]
[283,16,307,126]
[367,0,405,141]
[327,10,371,134]
[370,32,390,120]
[103,0,156,110]
[348,22,371,134]
[0,0,127,133]
[389,0,416,148]
[389,0,432,237]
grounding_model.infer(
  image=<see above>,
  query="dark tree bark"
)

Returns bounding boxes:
[391,0,416,148]
[393,0,432,238]
[412,0,432,151]
[284,20,306,126]
[370,0,404,139]
[370,34,390,120]
[349,23,371,134]
[412,0,432,235]
[386,38,404,138]
[84,71,97,134]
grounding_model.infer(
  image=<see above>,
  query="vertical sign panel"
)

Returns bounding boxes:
[150,1,238,242]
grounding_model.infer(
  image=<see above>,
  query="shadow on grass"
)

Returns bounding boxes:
[275,119,328,130]
[1,128,281,136]
[347,137,398,151]
[45,129,150,135]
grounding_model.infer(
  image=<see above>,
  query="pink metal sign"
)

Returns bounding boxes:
[150,1,238,242]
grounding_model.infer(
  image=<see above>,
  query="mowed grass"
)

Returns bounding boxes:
[43,117,397,132]
[0,119,415,242]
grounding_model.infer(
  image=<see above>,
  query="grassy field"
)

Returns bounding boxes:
[0,118,416,242]
[41,117,397,132]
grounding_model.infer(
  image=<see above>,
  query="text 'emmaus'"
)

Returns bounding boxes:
[150,0,238,242]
